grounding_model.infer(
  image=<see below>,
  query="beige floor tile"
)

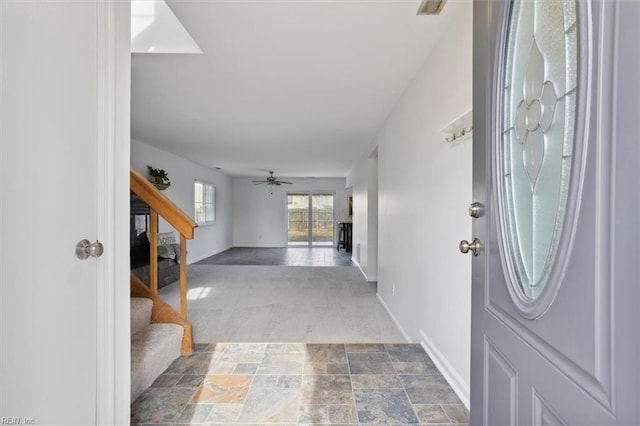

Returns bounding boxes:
[190,375,252,404]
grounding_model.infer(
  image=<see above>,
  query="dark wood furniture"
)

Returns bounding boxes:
[130,194,180,289]
[337,222,352,252]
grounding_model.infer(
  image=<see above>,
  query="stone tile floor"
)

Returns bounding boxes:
[131,343,469,425]
[196,247,355,267]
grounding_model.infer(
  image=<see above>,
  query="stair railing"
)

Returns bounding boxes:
[130,168,198,321]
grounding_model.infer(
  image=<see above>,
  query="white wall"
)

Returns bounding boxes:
[349,159,368,271]
[131,140,233,263]
[348,2,473,406]
[367,154,378,281]
[232,177,349,247]
[347,151,379,281]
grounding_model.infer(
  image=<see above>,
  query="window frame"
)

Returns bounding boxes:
[194,180,216,225]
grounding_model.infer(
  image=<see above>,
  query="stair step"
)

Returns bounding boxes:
[131,323,183,403]
[131,297,153,335]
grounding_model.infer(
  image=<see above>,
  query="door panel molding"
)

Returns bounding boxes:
[533,389,568,426]
[484,338,518,426]
[486,302,613,413]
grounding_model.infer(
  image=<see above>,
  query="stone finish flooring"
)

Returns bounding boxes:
[131,343,469,425]
[196,247,355,267]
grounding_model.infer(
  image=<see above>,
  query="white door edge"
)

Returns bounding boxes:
[95,1,131,425]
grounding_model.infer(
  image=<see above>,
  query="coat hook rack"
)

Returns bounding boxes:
[445,126,473,143]
[441,109,473,144]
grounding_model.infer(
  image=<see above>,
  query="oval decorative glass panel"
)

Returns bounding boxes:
[501,1,578,300]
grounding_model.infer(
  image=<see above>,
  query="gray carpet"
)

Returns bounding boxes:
[130,297,183,402]
[158,265,405,343]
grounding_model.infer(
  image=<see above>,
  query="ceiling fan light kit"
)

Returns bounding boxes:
[252,171,292,195]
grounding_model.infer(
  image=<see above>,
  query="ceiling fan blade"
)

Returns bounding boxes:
[254,172,291,188]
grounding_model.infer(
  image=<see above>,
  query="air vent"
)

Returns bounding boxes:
[417,0,448,15]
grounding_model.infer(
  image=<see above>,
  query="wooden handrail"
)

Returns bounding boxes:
[130,169,198,239]
[130,167,198,354]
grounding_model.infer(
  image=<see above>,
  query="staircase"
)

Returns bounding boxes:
[129,168,199,402]
[130,297,182,402]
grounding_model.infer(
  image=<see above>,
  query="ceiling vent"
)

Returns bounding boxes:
[417,0,448,15]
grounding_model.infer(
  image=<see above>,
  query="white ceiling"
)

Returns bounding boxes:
[131,0,465,178]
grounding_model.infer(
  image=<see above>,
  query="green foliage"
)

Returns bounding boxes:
[147,165,170,184]
[288,229,333,242]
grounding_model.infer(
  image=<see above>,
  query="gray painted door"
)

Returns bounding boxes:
[470,1,639,425]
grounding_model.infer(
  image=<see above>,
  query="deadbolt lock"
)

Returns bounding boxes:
[468,202,482,218]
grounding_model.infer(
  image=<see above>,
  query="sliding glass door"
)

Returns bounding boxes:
[287,194,310,246]
[287,193,334,246]
[311,194,334,246]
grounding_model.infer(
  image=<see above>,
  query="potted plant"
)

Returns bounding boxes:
[147,166,171,190]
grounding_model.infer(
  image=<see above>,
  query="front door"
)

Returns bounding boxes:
[470,1,639,424]
[1,2,129,424]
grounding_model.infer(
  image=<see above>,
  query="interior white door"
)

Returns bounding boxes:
[470,1,639,424]
[1,2,128,424]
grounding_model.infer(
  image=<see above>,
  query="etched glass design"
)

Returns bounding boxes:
[502,0,577,299]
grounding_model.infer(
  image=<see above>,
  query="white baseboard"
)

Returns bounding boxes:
[187,245,234,265]
[419,329,470,409]
[352,258,368,281]
[376,293,411,343]
[357,264,369,280]
[352,257,378,283]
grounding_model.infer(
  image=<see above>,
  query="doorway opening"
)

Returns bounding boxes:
[287,192,335,247]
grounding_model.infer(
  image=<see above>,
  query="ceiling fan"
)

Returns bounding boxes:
[252,171,292,194]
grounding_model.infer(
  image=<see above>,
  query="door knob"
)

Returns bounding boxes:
[459,238,480,256]
[468,202,482,218]
[76,239,104,259]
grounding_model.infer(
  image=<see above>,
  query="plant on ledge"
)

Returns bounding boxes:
[147,165,171,189]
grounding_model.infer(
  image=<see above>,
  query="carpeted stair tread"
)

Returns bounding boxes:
[131,323,183,402]
[131,297,153,336]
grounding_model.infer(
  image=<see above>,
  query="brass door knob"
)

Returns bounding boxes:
[459,238,480,256]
